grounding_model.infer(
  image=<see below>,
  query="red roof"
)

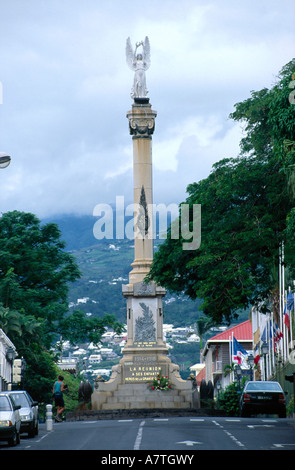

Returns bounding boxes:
[195,366,206,386]
[208,320,252,342]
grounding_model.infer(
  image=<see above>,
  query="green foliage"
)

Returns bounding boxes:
[0,211,125,403]
[55,370,83,414]
[24,347,58,403]
[59,310,124,346]
[0,211,81,339]
[218,382,241,417]
[147,61,295,324]
[286,394,294,417]
[229,60,295,163]
[148,372,173,391]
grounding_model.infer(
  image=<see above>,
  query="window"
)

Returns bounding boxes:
[0,396,12,411]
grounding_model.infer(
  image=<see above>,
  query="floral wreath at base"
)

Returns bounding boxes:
[148,372,173,391]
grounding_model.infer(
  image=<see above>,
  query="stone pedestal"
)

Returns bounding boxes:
[91,98,194,410]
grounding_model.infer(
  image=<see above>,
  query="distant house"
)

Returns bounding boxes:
[57,357,79,375]
[88,354,102,364]
[202,320,253,391]
[190,363,205,388]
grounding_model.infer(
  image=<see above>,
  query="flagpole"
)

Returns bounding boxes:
[279,244,283,362]
[268,315,270,378]
[271,312,275,376]
[231,332,234,384]
[285,289,289,362]
[292,287,294,350]
[282,244,286,362]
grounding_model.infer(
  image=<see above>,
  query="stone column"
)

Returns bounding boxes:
[91,94,193,411]
[126,97,157,284]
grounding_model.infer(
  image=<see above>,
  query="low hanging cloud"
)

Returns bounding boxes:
[0,0,294,218]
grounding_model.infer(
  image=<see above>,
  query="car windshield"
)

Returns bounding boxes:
[246,382,281,392]
[10,393,30,407]
[0,396,12,411]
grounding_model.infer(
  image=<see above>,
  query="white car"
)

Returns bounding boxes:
[9,390,39,437]
[0,393,21,446]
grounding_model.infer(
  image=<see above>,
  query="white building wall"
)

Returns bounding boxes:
[0,329,17,391]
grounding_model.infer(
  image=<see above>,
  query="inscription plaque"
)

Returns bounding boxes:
[124,361,168,383]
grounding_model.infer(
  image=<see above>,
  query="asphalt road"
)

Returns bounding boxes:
[1,416,295,455]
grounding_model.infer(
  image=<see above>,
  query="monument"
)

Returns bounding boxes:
[91,38,194,410]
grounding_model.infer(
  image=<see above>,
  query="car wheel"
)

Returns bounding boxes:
[241,409,249,418]
[34,420,39,436]
[8,430,17,446]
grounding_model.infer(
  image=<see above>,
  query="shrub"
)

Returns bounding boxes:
[218,382,240,416]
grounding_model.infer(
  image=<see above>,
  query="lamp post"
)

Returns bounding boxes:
[6,347,16,390]
[247,353,255,381]
[216,380,221,408]
[261,341,268,381]
[236,364,242,390]
[0,152,11,169]
[21,356,27,389]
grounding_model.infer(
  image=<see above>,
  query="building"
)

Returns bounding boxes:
[88,354,102,364]
[57,357,79,375]
[0,329,17,391]
[202,320,253,391]
[251,303,295,386]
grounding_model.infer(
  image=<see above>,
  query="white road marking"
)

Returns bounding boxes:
[134,420,145,451]
[177,440,202,446]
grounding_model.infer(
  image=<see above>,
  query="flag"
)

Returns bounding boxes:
[283,292,293,330]
[273,322,283,352]
[287,291,294,310]
[254,355,260,365]
[232,336,248,364]
[274,322,283,342]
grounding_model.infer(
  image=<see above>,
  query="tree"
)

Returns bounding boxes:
[58,310,124,346]
[0,211,124,400]
[0,211,81,343]
[194,316,216,350]
[147,61,295,325]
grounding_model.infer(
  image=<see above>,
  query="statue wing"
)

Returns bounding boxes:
[126,37,136,70]
[143,36,151,70]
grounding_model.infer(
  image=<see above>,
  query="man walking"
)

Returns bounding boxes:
[53,375,67,422]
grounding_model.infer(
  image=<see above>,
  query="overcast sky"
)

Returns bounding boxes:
[1,0,294,219]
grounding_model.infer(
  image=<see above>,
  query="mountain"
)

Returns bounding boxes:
[44,214,203,326]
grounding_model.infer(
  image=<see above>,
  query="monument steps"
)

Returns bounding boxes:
[98,383,192,410]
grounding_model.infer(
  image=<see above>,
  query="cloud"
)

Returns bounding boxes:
[0,0,294,218]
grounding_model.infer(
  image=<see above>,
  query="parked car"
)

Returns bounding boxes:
[239,381,286,418]
[9,390,39,437]
[0,393,21,446]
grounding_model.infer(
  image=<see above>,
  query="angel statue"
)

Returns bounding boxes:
[126,37,151,99]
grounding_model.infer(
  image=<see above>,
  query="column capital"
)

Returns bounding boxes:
[127,101,157,138]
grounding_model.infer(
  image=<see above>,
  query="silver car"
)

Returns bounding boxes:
[0,393,21,446]
[9,390,39,437]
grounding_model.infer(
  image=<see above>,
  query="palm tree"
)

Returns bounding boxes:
[0,304,22,338]
[194,316,217,351]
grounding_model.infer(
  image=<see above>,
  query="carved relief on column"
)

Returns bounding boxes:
[127,104,157,139]
[128,116,155,137]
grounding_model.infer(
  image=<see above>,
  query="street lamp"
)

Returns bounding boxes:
[247,353,255,381]
[0,152,11,169]
[236,364,242,390]
[6,347,16,362]
[216,380,221,408]
[261,341,268,381]
[6,347,16,389]
[21,356,27,388]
